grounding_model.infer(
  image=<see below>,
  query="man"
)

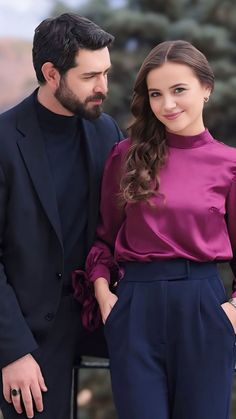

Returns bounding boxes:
[0,12,123,419]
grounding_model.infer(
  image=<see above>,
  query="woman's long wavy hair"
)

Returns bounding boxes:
[121,40,215,203]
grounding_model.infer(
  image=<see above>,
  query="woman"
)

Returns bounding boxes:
[75,40,236,419]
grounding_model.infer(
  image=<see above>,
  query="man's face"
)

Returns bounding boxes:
[55,47,111,119]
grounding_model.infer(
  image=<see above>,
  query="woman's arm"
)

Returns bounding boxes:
[85,140,129,325]
[222,173,236,330]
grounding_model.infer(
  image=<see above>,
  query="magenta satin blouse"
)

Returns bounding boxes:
[86,129,236,297]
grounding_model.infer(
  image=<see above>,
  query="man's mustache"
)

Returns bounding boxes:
[85,93,107,103]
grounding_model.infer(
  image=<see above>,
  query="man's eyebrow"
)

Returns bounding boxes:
[81,66,112,77]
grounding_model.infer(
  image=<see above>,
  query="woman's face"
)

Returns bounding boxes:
[146,61,211,136]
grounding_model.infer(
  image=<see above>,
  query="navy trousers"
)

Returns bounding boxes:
[104,259,236,419]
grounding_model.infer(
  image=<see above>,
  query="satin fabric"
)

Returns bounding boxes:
[86,129,236,297]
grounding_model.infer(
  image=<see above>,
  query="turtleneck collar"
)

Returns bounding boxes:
[34,93,79,134]
[166,129,213,149]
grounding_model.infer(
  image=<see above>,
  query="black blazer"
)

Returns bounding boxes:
[0,93,123,369]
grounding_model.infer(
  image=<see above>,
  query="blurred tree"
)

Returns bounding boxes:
[51,0,236,144]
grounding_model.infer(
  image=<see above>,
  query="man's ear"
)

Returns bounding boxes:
[41,62,60,88]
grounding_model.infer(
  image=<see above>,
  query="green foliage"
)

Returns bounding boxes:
[105,10,169,45]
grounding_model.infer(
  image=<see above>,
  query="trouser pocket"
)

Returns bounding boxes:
[205,275,236,338]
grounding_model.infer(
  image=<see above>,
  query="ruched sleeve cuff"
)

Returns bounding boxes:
[72,260,124,332]
[71,141,127,331]
[88,264,111,284]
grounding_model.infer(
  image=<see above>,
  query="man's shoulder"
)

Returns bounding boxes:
[0,104,17,124]
[82,112,123,144]
[83,112,120,132]
[0,94,34,125]
[93,112,116,124]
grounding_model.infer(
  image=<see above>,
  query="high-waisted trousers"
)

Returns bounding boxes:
[104,259,236,419]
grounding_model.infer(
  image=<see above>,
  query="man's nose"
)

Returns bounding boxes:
[94,76,108,95]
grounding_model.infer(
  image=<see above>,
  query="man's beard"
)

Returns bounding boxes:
[54,77,106,120]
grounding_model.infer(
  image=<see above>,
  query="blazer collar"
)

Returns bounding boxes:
[15,92,101,253]
[16,93,63,247]
[81,119,101,252]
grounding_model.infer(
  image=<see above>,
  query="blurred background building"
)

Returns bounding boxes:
[0,0,235,418]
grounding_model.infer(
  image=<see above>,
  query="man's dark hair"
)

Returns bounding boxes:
[32,13,114,84]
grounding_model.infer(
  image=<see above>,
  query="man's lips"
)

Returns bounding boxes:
[163,111,184,120]
[90,99,103,105]
[86,94,106,106]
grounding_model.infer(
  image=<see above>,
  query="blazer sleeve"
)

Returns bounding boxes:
[0,164,38,369]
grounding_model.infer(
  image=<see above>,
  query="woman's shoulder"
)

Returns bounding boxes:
[104,138,131,174]
[110,137,132,158]
[211,137,236,162]
[115,137,132,151]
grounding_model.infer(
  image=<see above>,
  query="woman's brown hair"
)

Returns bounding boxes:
[121,40,215,203]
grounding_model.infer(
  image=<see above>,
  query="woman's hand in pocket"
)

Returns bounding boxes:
[221,302,236,333]
[94,277,118,324]
[99,292,118,324]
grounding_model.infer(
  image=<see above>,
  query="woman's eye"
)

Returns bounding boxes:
[174,87,185,94]
[150,92,161,98]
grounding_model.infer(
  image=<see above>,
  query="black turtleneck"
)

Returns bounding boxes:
[35,98,88,287]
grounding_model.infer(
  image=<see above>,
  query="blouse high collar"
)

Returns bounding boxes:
[166,129,213,149]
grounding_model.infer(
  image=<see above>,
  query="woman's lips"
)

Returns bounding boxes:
[163,111,184,120]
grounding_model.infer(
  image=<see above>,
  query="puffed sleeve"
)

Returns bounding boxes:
[226,173,236,297]
[72,141,128,330]
[86,141,126,282]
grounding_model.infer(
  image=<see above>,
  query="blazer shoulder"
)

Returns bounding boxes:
[90,112,124,141]
[0,105,17,126]
[0,94,34,129]
[0,105,19,149]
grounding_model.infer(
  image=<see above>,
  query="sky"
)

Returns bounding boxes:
[0,0,87,40]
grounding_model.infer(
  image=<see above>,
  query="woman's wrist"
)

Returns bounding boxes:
[94,277,110,302]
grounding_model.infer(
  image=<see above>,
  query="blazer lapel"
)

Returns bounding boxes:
[82,120,101,252]
[16,95,63,247]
